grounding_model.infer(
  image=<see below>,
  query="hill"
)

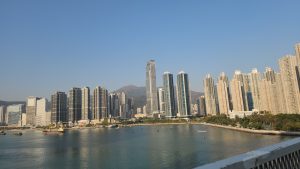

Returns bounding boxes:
[115,85,203,108]
[0,100,26,107]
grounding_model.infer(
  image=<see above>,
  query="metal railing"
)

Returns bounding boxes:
[195,137,300,169]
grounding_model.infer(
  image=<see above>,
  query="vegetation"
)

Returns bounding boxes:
[201,113,300,132]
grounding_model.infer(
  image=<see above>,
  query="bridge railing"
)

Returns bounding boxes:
[195,137,300,169]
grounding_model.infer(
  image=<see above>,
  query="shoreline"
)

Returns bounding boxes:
[2,122,300,136]
[200,122,300,136]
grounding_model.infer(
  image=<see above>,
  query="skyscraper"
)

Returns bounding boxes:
[216,72,230,114]
[92,86,108,120]
[26,96,41,126]
[157,87,166,114]
[176,71,191,117]
[278,55,300,114]
[295,43,300,66]
[0,106,6,125]
[230,71,247,111]
[51,91,68,124]
[199,96,206,116]
[146,60,158,115]
[163,72,176,118]
[204,74,218,115]
[250,68,261,111]
[36,98,50,126]
[81,87,90,120]
[230,71,249,111]
[68,88,82,123]
[118,92,127,118]
[109,93,119,117]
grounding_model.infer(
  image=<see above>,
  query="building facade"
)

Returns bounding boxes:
[217,72,230,115]
[146,60,158,115]
[204,74,219,116]
[176,71,191,117]
[68,87,82,123]
[163,72,176,117]
[26,96,41,126]
[81,87,90,120]
[51,92,68,124]
[35,98,50,126]
[6,104,25,127]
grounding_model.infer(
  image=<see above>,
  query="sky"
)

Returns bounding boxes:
[0,0,300,101]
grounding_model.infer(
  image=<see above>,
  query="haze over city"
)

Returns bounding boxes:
[1,0,300,101]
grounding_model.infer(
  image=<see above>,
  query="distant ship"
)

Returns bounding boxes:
[0,130,6,135]
[43,127,65,135]
[107,124,119,128]
[13,132,23,136]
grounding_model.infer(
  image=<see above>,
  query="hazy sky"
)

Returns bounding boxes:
[1,0,300,101]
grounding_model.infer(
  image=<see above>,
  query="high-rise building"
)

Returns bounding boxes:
[163,72,176,117]
[256,67,289,115]
[137,108,142,114]
[143,105,147,114]
[217,72,230,115]
[157,87,166,114]
[36,98,50,126]
[230,71,249,111]
[278,55,300,114]
[197,95,206,116]
[7,104,25,127]
[204,74,218,115]
[264,67,276,83]
[146,60,158,115]
[199,96,206,116]
[68,88,82,123]
[109,93,119,117]
[26,96,41,126]
[92,86,109,120]
[176,71,191,117]
[250,68,261,111]
[295,43,300,66]
[81,87,90,120]
[0,106,6,125]
[126,98,134,118]
[275,73,288,114]
[230,72,246,111]
[51,91,68,124]
[118,92,127,118]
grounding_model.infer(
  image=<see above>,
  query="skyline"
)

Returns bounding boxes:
[1,1,300,101]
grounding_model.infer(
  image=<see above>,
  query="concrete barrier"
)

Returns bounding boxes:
[195,137,300,169]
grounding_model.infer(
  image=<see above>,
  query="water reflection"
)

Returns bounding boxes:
[0,125,293,169]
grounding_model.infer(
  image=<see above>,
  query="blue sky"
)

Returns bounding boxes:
[0,0,299,101]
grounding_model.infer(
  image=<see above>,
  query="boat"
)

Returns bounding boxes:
[107,124,119,128]
[57,127,64,133]
[14,132,23,136]
[197,130,208,133]
[43,127,65,135]
[0,130,6,135]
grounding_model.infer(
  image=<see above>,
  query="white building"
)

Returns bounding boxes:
[7,104,25,127]
[204,74,219,116]
[36,98,50,126]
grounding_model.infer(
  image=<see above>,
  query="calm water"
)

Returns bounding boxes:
[0,125,293,169]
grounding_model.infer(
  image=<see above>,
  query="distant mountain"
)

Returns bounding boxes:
[115,85,146,108]
[0,100,26,107]
[190,91,204,104]
[115,85,204,108]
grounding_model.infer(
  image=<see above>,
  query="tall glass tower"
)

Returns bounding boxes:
[176,71,191,117]
[146,60,158,115]
[163,72,176,117]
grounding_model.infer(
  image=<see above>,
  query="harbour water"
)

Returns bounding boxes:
[0,124,293,169]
